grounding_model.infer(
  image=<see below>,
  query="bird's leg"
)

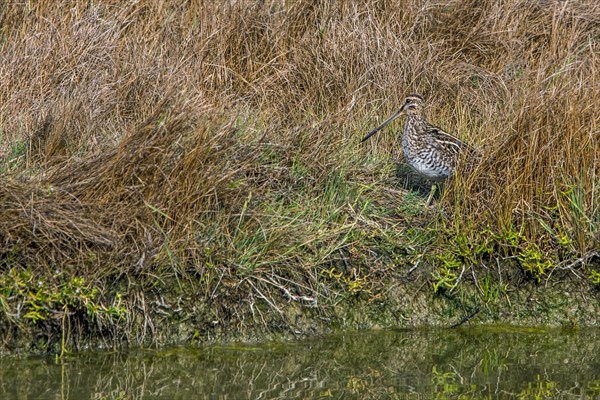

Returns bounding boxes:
[425,183,437,206]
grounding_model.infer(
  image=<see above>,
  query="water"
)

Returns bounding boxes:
[2,327,600,399]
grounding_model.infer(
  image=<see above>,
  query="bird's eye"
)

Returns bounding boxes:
[406,98,411,103]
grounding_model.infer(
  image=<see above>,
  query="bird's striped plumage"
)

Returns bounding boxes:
[362,94,473,181]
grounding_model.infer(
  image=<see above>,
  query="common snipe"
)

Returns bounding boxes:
[362,94,473,202]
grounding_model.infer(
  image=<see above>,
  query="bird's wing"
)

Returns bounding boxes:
[428,124,467,154]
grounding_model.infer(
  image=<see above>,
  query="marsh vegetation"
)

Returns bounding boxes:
[0,1,599,353]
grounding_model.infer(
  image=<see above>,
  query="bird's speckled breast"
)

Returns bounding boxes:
[401,118,454,181]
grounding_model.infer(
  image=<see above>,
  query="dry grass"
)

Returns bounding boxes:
[0,0,599,350]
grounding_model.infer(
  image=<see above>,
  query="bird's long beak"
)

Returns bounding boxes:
[361,109,403,142]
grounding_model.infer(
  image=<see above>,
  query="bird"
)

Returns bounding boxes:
[361,93,474,203]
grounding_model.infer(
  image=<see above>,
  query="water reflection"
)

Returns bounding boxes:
[1,327,600,399]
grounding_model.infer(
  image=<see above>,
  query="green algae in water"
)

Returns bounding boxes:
[2,327,600,399]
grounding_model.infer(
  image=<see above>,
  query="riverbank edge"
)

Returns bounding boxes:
[2,261,598,357]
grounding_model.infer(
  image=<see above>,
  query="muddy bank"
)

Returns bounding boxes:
[2,258,599,356]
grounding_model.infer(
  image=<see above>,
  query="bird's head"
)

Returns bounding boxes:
[400,94,424,116]
[361,93,425,143]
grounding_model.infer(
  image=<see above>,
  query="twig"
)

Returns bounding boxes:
[450,307,480,328]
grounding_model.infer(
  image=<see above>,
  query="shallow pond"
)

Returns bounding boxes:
[2,326,600,399]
